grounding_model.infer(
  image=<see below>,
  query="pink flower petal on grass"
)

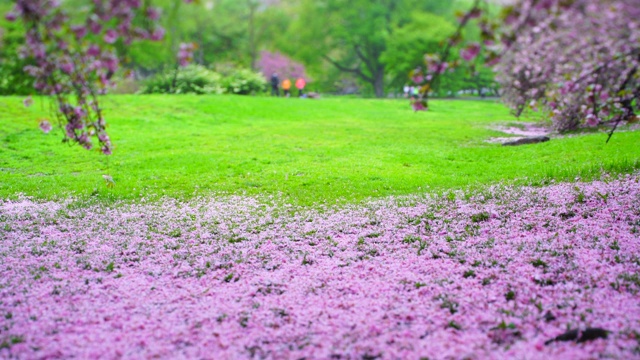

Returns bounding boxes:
[39,120,52,133]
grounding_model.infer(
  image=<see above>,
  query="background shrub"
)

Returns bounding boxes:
[140,65,266,96]
[221,68,267,95]
[140,65,224,95]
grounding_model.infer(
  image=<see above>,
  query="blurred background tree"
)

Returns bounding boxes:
[0,0,497,97]
[0,1,33,95]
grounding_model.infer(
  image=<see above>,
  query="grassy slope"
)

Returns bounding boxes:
[1,95,639,205]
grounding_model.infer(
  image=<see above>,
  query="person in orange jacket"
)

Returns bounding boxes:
[282,78,292,97]
[295,77,306,97]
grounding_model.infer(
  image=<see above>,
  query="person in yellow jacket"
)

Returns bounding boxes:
[282,78,292,97]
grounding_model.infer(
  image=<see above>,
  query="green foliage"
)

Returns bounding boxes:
[382,12,455,88]
[220,68,267,95]
[471,212,490,223]
[463,270,476,278]
[285,0,489,96]
[0,19,34,95]
[125,40,176,74]
[124,0,294,73]
[0,0,500,97]
[147,63,269,96]
[140,65,224,95]
[505,290,516,301]
[531,259,548,268]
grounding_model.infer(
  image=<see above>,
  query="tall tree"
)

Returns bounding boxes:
[288,0,455,97]
[381,12,454,91]
[123,0,287,73]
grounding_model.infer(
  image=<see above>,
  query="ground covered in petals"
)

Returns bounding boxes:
[1,175,640,359]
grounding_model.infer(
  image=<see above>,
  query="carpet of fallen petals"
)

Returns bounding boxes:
[1,175,640,359]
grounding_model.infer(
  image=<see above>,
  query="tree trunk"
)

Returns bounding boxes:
[248,1,257,70]
[373,69,384,98]
[476,80,483,98]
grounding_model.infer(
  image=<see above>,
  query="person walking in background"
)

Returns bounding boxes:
[295,77,306,97]
[282,78,292,97]
[270,73,280,96]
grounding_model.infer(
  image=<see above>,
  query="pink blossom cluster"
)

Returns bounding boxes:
[410,1,484,107]
[257,51,308,82]
[1,175,640,359]
[460,43,481,63]
[5,0,166,154]
[178,43,197,67]
[421,0,639,131]
[485,0,640,131]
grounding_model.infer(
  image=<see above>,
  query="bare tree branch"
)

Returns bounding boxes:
[322,55,374,83]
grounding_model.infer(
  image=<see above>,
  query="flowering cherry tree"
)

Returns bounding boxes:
[419,0,639,134]
[409,0,482,111]
[5,0,168,155]
[491,0,640,135]
[257,50,308,82]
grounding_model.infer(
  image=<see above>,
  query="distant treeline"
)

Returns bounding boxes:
[0,0,500,97]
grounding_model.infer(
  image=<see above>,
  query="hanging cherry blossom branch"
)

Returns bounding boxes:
[6,0,169,155]
[451,0,640,133]
[409,0,483,111]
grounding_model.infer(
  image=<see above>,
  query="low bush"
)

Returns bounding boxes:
[140,65,266,96]
[220,68,267,95]
[140,65,224,95]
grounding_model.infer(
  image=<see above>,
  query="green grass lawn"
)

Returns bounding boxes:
[1,95,639,205]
